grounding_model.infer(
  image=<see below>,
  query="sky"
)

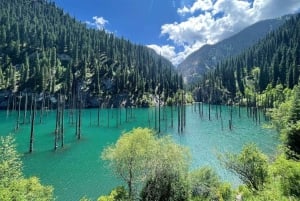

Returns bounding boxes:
[53,0,300,66]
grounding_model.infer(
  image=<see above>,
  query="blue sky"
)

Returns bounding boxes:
[53,0,300,66]
[53,0,181,45]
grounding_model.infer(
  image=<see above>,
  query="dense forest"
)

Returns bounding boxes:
[193,14,300,106]
[0,0,183,108]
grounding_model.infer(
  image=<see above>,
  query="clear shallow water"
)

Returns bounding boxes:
[0,104,279,201]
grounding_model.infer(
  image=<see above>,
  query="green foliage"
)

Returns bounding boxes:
[79,196,92,201]
[238,161,299,201]
[267,87,293,131]
[269,85,300,158]
[101,128,190,200]
[221,145,300,201]
[101,128,157,199]
[194,14,300,105]
[272,155,300,198]
[0,135,54,201]
[189,167,233,201]
[140,136,190,201]
[237,181,293,201]
[282,122,300,159]
[0,135,22,186]
[221,144,268,191]
[97,186,128,201]
[189,167,221,199]
[288,85,300,123]
[185,91,194,104]
[141,171,188,201]
[215,182,233,201]
[0,177,54,201]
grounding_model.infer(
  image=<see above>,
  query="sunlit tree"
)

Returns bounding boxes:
[221,143,268,191]
[101,128,190,200]
[0,135,54,201]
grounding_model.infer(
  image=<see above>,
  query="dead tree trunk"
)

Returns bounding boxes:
[23,92,28,124]
[29,94,36,153]
[6,94,10,118]
[16,93,21,130]
[54,94,60,150]
[61,95,65,147]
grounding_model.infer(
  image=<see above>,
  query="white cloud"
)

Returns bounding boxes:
[147,44,177,63]
[148,41,206,66]
[178,0,213,15]
[159,0,300,66]
[86,16,108,30]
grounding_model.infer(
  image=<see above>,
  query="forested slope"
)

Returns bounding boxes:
[178,17,285,83]
[0,0,182,107]
[193,14,300,105]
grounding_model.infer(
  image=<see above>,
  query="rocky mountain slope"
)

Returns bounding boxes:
[177,17,287,83]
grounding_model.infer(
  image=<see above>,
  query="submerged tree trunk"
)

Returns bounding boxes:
[158,93,161,133]
[6,94,10,118]
[170,104,173,128]
[155,104,157,131]
[54,94,60,150]
[61,95,65,147]
[181,91,184,132]
[177,103,180,133]
[16,93,21,130]
[39,93,45,124]
[98,101,100,127]
[29,94,36,153]
[12,94,16,112]
[23,92,28,124]
[208,101,211,121]
[77,98,82,140]
[229,103,233,130]
[107,106,110,128]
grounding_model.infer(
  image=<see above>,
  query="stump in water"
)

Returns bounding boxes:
[229,103,233,130]
[107,105,110,128]
[39,93,45,124]
[181,92,184,132]
[177,103,181,133]
[155,104,157,131]
[6,94,11,118]
[97,101,100,127]
[54,94,60,150]
[229,119,232,130]
[12,94,16,112]
[61,95,65,148]
[77,97,82,140]
[16,93,21,130]
[170,104,173,128]
[23,92,28,124]
[208,101,211,121]
[29,94,36,153]
[158,93,161,133]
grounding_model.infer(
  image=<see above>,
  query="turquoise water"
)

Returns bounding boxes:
[0,104,279,201]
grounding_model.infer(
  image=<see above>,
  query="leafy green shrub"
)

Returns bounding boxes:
[220,144,268,191]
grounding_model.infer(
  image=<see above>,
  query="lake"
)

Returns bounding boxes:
[0,104,279,201]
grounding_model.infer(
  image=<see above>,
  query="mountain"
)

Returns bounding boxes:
[193,13,300,105]
[0,0,182,108]
[177,17,287,84]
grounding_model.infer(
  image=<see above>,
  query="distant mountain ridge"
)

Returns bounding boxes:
[177,17,288,83]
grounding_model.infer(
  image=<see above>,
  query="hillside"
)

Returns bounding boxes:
[193,14,300,105]
[178,17,286,83]
[0,0,182,108]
